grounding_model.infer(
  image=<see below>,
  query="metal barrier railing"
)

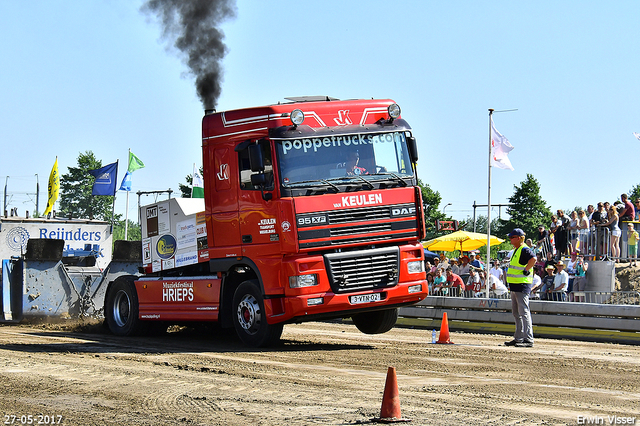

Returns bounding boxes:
[584,226,612,260]
[536,236,553,259]
[534,227,614,261]
[577,291,640,305]
[429,290,640,305]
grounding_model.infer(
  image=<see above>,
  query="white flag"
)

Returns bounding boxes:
[490,119,514,170]
[633,132,640,141]
[192,164,204,198]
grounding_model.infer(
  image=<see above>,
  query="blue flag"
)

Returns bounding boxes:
[88,161,118,196]
[119,171,132,191]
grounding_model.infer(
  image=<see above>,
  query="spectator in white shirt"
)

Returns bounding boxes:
[489,261,504,283]
[548,261,569,301]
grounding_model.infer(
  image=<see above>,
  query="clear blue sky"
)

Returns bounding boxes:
[2,1,639,226]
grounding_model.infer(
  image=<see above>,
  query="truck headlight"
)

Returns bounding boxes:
[388,103,401,119]
[290,109,305,126]
[407,260,424,274]
[289,274,318,288]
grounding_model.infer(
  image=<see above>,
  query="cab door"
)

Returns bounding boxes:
[237,140,280,256]
[206,145,241,258]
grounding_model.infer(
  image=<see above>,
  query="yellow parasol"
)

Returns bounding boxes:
[422,230,504,252]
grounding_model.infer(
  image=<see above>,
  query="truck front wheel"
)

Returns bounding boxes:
[232,281,283,347]
[105,275,144,336]
[352,308,398,334]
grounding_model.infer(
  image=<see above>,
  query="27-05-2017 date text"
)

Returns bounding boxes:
[3,415,63,425]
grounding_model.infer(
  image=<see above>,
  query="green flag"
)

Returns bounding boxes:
[128,151,145,172]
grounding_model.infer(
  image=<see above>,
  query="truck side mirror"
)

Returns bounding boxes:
[250,173,273,201]
[407,136,418,164]
[248,144,265,172]
[251,174,266,186]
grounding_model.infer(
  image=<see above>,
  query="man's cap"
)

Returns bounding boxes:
[557,261,565,266]
[507,228,525,237]
[545,264,555,270]
[538,225,544,229]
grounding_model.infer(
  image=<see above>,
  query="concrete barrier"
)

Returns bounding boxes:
[1,239,141,322]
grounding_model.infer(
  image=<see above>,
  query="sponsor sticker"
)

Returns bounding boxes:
[156,234,177,260]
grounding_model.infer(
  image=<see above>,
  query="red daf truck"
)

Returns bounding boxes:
[104,97,428,346]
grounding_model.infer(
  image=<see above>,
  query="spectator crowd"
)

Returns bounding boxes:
[426,193,640,302]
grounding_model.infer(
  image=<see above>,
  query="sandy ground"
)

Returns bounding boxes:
[0,320,638,426]
[615,262,640,291]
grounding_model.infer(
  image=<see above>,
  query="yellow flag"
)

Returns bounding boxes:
[43,157,59,216]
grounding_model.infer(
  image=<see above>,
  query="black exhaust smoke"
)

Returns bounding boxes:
[142,0,237,110]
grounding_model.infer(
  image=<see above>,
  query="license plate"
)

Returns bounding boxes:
[349,293,381,304]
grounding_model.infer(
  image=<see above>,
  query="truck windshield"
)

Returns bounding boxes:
[274,131,414,187]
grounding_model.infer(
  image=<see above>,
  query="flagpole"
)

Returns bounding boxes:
[192,163,196,197]
[124,149,130,240]
[486,109,494,299]
[111,160,118,234]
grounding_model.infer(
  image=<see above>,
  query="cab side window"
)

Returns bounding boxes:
[238,140,274,190]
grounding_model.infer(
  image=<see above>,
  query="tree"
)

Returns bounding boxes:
[628,184,640,204]
[59,151,116,221]
[457,215,511,260]
[113,219,141,241]
[179,166,203,198]
[465,214,501,235]
[498,173,552,239]
[418,179,451,239]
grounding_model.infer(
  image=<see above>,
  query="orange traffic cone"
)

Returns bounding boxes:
[377,366,410,423]
[436,312,453,344]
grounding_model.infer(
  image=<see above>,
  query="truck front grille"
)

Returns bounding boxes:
[324,247,399,294]
[297,203,417,249]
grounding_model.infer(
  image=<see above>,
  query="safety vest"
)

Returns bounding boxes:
[506,244,533,284]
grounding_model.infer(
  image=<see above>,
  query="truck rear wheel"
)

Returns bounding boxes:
[105,275,144,336]
[352,308,398,334]
[232,281,283,347]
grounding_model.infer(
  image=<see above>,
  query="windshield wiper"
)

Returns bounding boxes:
[353,175,374,189]
[372,172,409,187]
[285,179,340,192]
[320,179,340,191]
[324,175,374,190]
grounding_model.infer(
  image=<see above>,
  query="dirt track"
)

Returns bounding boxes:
[0,321,638,426]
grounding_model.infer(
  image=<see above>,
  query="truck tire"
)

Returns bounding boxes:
[232,281,283,347]
[352,308,398,334]
[105,275,144,336]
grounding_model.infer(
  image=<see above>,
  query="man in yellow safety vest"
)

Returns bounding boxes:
[505,228,537,347]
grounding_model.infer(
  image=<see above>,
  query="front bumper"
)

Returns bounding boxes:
[264,280,426,325]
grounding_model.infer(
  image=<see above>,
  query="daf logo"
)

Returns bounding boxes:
[391,207,415,217]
